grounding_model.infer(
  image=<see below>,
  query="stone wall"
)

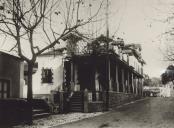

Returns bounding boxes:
[108,91,141,109]
[88,101,104,112]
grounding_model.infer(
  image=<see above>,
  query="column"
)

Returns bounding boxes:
[108,59,112,91]
[127,71,130,93]
[121,68,125,92]
[139,78,143,96]
[95,71,100,101]
[137,78,139,95]
[95,71,100,91]
[70,61,74,92]
[135,77,138,95]
[20,62,25,98]
[74,64,80,91]
[132,73,134,94]
[141,78,143,96]
[116,64,119,92]
[84,89,89,113]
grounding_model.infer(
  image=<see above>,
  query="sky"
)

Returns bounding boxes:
[1,0,174,78]
[107,0,174,78]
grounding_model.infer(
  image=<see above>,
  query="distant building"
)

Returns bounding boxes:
[143,86,160,97]
[160,81,174,97]
[0,51,24,99]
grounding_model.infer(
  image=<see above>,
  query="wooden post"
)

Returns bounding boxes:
[59,91,64,113]
[116,64,119,92]
[122,69,125,92]
[141,78,143,96]
[127,71,130,93]
[135,77,138,95]
[132,73,134,94]
[108,59,112,91]
[70,61,74,91]
[84,89,89,113]
[74,64,80,91]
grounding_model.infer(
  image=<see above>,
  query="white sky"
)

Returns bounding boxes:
[1,0,174,78]
[107,0,174,78]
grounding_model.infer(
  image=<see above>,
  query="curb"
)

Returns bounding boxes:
[116,97,149,109]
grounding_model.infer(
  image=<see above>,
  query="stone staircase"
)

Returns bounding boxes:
[70,92,84,112]
[32,99,51,119]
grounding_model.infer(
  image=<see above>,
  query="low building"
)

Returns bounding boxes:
[23,48,65,101]
[143,86,160,97]
[0,51,24,99]
[62,35,145,112]
[160,81,174,97]
[24,33,145,113]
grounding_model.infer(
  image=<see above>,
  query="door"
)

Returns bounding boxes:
[64,61,72,92]
[0,79,10,98]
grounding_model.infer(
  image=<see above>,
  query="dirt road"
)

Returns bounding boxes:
[52,97,174,128]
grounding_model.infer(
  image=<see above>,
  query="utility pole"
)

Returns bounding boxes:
[105,0,110,111]
[106,0,109,38]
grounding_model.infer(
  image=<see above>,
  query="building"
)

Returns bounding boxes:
[0,51,24,99]
[160,81,174,97]
[62,34,145,112]
[23,48,65,100]
[24,33,145,112]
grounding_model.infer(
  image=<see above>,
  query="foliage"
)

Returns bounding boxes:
[161,65,174,84]
[0,0,103,123]
[144,74,161,87]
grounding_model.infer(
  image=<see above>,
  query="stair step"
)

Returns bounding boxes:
[71,104,83,106]
[71,109,83,112]
[71,99,82,101]
[71,97,83,99]
[71,102,81,104]
[33,109,44,112]
[71,108,83,110]
[33,109,48,114]
[71,104,83,107]
[71,100,82,102]
[33,113,50,119]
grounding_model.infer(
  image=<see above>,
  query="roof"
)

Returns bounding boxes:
[0,50,21,60]
[93,35,114,42]
[62,32,83,41]
[40,47,67,56]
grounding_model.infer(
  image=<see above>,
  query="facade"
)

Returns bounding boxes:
[25,34,145,112]
[62,35,145,112]
[0,51,24,99]
[143,86,160,97]
[23,49,65,100]
[160,82,174,97]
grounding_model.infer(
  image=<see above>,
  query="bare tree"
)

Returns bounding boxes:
[0,0,103,124]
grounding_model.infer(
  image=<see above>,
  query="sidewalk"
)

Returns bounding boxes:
[14,112,105,128]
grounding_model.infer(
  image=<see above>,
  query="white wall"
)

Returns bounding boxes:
[19,62,25,98]
[129,56,142,74]
[23,55,64,97]
[160,82,174,97]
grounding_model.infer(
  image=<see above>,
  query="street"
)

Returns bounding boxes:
[52,97,174,128]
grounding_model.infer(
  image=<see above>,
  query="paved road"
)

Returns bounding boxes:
[52,97,174,128]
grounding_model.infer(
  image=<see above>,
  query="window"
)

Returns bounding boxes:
[41,68,53,83]
[0,79,10,98]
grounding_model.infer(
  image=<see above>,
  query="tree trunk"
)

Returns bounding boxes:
[26,62,34,125]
